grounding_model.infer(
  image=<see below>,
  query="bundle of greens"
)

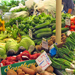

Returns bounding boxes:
[53,58,75,69]
[49,56,68,70]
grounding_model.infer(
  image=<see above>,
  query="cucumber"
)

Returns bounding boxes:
[35,32,52,39]
[53,28,69,34]
[33,39,42,43]
[52,25,56,30]
[34,28,51,35]
[34,21,50,30]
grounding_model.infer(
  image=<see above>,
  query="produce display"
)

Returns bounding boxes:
[7,65,55,75]
[47,32,75,74]
[1,50,41,66]
[0,1,74,74]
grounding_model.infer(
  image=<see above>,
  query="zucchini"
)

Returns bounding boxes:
[34,21,50,30]
[53,28,69,34]
[35,32,52,39]
[34,28,51,35]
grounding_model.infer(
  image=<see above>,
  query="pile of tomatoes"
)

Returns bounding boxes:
[65,16,75,31]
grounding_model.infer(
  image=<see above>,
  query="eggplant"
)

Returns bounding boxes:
[17,46,26,55]
[7,49,16,56]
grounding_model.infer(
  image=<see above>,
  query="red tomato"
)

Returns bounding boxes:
[70,29,74,31]
[71,17,75,21]
[70,25,75,29]
[71,21,74,25]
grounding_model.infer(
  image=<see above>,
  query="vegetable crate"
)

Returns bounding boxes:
[0,60,36,75]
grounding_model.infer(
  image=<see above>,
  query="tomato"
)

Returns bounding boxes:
[70,29,74,31]
[65,25,70,28]
[71,17,75,21]
[70,25,75,29]
[71,21,74,25]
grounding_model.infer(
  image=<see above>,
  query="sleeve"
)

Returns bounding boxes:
[67,0,74,9]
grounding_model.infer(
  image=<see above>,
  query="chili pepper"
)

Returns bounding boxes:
[30,54,38,59]
[1,60,7,66]
[16,55,22,61]
[21,50,31,58]
[5,61,13,66]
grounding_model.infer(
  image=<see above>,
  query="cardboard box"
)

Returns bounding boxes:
[0,60,36,75]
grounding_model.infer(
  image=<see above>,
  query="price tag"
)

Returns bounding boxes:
[51,10,55,18]
[65,18,70,26]
[36,51,52,70]
[42,38,48,50]
[29,29,32,38]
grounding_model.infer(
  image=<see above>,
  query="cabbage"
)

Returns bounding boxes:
[0,48,6,56]
[5,39,19,52]
[19,37,35,50]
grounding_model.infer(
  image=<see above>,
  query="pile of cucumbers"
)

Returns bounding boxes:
[30,20,69,45]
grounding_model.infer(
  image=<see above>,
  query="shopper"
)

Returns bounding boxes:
[62,0,74,14]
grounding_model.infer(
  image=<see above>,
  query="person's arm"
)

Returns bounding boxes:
[68,9,72,13]
[67,0,74,14]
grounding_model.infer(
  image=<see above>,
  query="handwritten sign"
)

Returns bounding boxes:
[36,51,52,70]
[42,38,48,50]
[65,18,70,26]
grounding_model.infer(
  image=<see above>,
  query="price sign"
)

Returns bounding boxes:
[36,51,52,70]
[65,18,70,26]
[42,38,48,50]
[29,29,32,38]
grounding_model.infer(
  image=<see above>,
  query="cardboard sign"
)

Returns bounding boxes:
[42,38,48,50]
[36,51,52,70]
[65,18,70,26]
[0,60,36,75]
[29,29,33,38]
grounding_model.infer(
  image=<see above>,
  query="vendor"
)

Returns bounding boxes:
[62,0,74,14]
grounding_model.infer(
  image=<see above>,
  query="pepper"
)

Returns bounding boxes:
[21,50,31,58]
[30,53,41,59]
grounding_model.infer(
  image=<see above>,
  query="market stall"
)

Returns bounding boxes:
[0,0,75,75]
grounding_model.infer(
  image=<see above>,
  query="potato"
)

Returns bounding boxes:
[7,69,17,75]
[36,73,40,75]
[30,64,36,71]
[20,66,35,75]
[40,71,54,75]
[45,66,54,73]
[35,66,43,73]
[35,45,42,51]
[17,69,25,75]
[48,40,53,46]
